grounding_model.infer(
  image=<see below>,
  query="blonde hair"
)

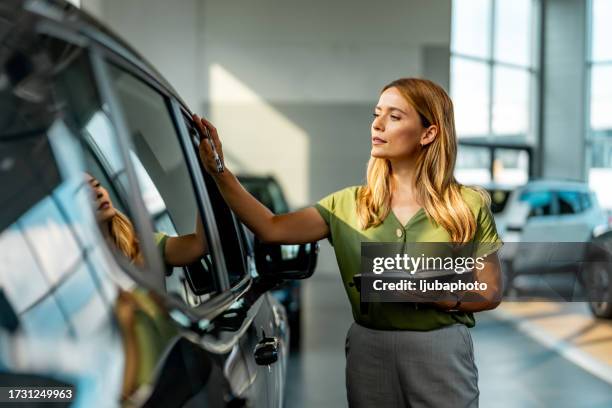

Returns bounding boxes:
[108,210,144,266]
[356,78,489,243]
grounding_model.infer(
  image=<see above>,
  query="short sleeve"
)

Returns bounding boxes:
[472,202,503,258]
[313,187,359,247]
[154,232,172,276]
[314,191,337,246]
[314,191,336,227]
[154,232,168,254]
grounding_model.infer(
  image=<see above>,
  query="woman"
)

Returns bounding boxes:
[87,175,207,267]
[195,78,502,407]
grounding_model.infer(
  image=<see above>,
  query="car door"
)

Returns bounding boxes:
[554,190,596,241]
[102,56,286,406]
[181,116,288,408]
[517,189,559,242]
[511,189,560,277]
[0,33,127,407]
[95,56,255,406]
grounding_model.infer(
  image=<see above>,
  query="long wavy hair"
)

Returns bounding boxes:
[108,210,144,266]
[356,78,489,243]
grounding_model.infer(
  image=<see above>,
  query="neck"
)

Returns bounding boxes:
[101,220,112,241]
[389,154,419,199]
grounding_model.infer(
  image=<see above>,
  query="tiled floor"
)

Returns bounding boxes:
[285,243,612,407]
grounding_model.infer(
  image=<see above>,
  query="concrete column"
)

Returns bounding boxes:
[540,0,588,180]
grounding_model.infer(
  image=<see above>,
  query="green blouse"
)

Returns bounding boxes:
[154,232,172,276]
[315,185,503,331]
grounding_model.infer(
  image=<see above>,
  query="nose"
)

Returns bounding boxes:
[372,115,384,132]
[89,185,103,199]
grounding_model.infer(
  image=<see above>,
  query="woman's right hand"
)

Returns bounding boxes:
[190,114,329,245]
[193,114,226,177]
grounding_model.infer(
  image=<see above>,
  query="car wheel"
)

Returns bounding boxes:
[585,262,612,318]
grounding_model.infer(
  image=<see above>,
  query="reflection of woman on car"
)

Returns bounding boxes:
[195,78,502,407]
[87,175,207,267]
[87,174,207,400]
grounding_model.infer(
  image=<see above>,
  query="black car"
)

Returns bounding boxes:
[0,1,317,406]
[237,175,307,349]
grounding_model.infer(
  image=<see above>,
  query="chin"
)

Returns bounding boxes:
[97,208,117,224]
[371,149,392,160]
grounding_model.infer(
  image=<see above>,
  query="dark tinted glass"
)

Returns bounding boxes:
[557,191,582,215]
[107,64,224,300]
[184,118,248,287]
[520,190,554,217]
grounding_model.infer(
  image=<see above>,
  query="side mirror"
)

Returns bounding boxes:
[254,239,319,279]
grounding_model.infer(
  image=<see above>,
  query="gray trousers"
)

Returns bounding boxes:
[345,322,479,408]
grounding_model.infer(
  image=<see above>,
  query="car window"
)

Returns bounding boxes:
[184,118,249,286]
[520,190,555,217]
[487,188,512,214]
[581,193,592,211]
[557,191,582,215]
[0,37,122,339]
[240,178,279,213]
[240,177,290,214]
[106,64,229,302]
[268,179,290,213]
[51,54,164,289]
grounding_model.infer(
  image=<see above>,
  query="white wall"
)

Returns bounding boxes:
[201,0,451,103]
[84,0,452,208]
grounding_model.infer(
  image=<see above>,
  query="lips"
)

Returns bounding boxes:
[98,201,110,210]
[372,137,387,144]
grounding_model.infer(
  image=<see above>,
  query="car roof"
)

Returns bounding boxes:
[474,182,517,192]
[2,0,189,111]
[521,179,592,192]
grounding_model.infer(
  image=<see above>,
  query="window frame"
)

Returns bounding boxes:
[178,112,252,285]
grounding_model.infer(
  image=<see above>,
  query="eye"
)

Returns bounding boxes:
[372,113,379,118]
[390,115,400,121]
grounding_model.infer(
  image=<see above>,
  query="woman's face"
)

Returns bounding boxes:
[87,176,117,224]
[370,87,427,160]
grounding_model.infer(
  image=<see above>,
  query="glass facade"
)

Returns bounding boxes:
[451,0,538,186]
[587,0,612,211]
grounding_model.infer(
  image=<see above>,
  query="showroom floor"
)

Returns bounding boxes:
[285,243,612,408]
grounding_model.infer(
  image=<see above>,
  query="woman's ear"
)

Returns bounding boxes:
[420,125,438,146]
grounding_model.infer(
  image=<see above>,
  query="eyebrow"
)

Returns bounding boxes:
[375,105,408,115]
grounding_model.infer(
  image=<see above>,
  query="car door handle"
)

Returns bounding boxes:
[253,337,279,366]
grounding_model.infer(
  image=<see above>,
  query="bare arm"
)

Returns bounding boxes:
[431,252,502,312]
[194,115,329,244]
[163,215,208,266]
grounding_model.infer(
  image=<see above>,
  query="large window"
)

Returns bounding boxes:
[587,0,612,211]
[451,0,539,185]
